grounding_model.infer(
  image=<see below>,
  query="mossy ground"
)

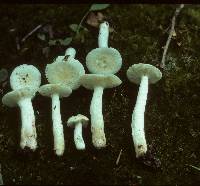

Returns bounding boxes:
[0,4,199,185]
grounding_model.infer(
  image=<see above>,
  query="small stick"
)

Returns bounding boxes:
[186,164,200,172]
[160,4,184,69]
[21,24,43,42]
[116,149,123,165]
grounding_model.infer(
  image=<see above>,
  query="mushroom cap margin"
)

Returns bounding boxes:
[67,114,89,128]
[80,74,122,90]
[2,87,37,107]
[38,84,72,98]
[127,63,162,84]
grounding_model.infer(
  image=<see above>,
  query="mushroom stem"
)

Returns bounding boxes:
[98,22,109,48]
[65,47,76,59]
[18,97,37,150]
[90,86,106,148]
[74,122,85,150]
[131,75,148,158]
[51,93,65,156]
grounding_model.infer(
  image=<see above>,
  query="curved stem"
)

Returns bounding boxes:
[51,94,65,156]
[74,122,85,150]
[90,86,106,148]
[98,22,109,48]
[131,75,148,158]
[18,97,37,151]
[75,10,90,36]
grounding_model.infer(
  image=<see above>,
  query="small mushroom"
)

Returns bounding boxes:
[2,64,41,150]
[86,21,122,74]
[39,84,72,156]
[80,74,122,148]
[126,63,162,158]
[67,114,89,150]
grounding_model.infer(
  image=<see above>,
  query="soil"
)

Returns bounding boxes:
[0,4,199,185]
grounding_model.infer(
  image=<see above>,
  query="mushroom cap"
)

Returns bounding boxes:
[86,47,122,74]
[127,63,162,84]
[2,87,37,107]
[67,114,89,128]
[38,84,72,98]
[45,59,85,90]
[10,64,41,90]
[80,74,122,90]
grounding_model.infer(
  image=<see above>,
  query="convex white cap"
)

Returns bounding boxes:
[127,63,162,84]
[67,114,89,128]
[10,64,41,90]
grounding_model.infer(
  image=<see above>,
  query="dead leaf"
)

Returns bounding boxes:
[86,12,100,28]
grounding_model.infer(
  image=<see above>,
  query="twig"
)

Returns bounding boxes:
[116,149,123,165]
[160,4,184,69]
[186,164,200,172]
[21,24,43,42]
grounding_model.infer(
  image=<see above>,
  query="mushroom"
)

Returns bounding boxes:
[67,114,89,150]
[38,84,72,156]
[86,21,122,75]
[126,63,162,158]
[80,74,122,148]
[39,47,85,155]
[45,48,85,90]
[2,64,41,150]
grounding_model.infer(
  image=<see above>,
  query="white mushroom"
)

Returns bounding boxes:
[67,114,89,150]
[39,47,85,155]
[126,63,162,158]
[80,74,122,148]
[46,48,85,90]
[2,64,41,150]
[39,84,72,156]
[86,21,122,75]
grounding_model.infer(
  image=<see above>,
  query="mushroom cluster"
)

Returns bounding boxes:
[127,63,162,158]
[2,64,41,151]
[80,21,122,149]
[39,47,85,156]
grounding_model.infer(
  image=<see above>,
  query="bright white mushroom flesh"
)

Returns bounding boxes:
[126,63,162,158]
[2,64,41,150]
[67,114,89,150]
[86,21,122,75]
[80,74,122,148]
[38,84,72,156]
[46,48,85,90]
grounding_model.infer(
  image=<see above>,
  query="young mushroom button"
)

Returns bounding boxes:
[67,114,89,150]
[2,64,41,151]
[126,63,162,158]
[80,74,122,149]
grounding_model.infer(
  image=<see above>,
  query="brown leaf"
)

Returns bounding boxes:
[86,12,99,28]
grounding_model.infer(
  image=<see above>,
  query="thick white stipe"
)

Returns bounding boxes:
[51,94,65,156]
[18,97,37,150]
[90,86,106,148]
[131,75,148,158]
